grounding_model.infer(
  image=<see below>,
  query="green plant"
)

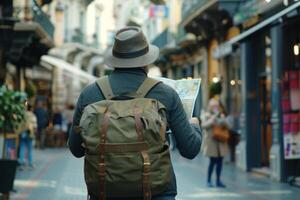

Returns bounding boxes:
[0,86,27,131]
[25,80,37,99]
[0,86,27,158]
[209,81,222,98]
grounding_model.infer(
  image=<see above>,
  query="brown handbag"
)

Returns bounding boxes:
[212,125,230,143]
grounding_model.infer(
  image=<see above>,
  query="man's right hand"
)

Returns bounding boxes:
[190,117,200,125]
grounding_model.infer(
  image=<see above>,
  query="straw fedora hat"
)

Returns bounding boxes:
[104,26,159,68]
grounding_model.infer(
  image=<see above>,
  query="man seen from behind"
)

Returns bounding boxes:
[68,26,202,200]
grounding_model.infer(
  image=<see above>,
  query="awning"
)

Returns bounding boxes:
[150,0,166,5]
[234,0,283,25]
[49,43,102,59]
[214,1,300,59]
[87,56,104,74]
[181,1,233,41]
[181,0,217,27]
[85,0,94,6]
[48,46,80,61]
[14,22,54,48]
[40,55,97,83]
[152,29,168,49]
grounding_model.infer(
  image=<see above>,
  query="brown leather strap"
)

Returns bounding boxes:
[141,151,151,200]
[96,76,114,100]
[160,122,167,142]
[100,142,148,153]
[134,107,144,142]
[99,109,110,200]
[134,107,151,200]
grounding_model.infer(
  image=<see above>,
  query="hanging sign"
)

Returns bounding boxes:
[284,133,300,159]
[149,4,169,18]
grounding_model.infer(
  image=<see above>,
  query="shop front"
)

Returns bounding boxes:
[215,1,300,182]
[179,0,239,118]
[279,16,300,184]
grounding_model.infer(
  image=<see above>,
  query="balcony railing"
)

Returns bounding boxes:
[32,5,54,39]
[181,0,209,21]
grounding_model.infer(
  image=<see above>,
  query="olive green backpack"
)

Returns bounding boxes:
[79,76,172,200]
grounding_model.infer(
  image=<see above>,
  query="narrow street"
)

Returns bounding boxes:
[2,1,300,200]
[10,148,300,200]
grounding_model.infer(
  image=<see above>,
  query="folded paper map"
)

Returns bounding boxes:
[154,77,201,119]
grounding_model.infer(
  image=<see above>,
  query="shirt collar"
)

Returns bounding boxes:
[112,68,147,76]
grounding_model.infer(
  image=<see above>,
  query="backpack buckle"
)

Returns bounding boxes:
[143,162,150,173]
[99,163,105,175]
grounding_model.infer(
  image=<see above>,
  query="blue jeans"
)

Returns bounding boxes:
[19,133,33,166]
[207,157,223,183]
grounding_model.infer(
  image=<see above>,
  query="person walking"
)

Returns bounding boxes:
[201,81,229,188]
[34,100,49,149]
[52,107,63,131]
[68,26,202,200]
[19,103,37,169]
[64,104,75,141]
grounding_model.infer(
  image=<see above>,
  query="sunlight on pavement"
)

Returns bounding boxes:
[8,193,29,199]
[248,190,293,195]
[182,188,243,199]
[180,188,294,199]
[14,180,57,189]
[64,186,87,196]
[185,192,243,198]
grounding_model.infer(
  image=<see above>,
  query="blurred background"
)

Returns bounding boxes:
[1,0,300,199]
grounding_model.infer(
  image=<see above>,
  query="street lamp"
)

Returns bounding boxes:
[230,80,236,86]
[212,76,220,83]
[293,44,299,56]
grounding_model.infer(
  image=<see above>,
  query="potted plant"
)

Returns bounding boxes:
[0,85,27,199]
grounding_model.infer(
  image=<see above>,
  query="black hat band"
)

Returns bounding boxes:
[113,46,149,59]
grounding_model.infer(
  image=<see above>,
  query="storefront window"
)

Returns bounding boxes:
[226,49,242,133]
[172,66,177,79]
[281,24,300,160]
[182,64,193,78]
[195,61,203,78]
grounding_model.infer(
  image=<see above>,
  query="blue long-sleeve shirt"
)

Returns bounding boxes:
[68,68,202,198]
[34,107,49,129]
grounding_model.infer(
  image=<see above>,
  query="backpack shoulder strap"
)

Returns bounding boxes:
[96,76,114,100]
[136,77,161,98]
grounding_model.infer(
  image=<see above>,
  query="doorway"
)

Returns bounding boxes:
[258,75,272,167]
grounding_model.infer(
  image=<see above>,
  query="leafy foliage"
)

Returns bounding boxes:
[25,80,37,99]
[0,86,27,133]
[209,81,223,98]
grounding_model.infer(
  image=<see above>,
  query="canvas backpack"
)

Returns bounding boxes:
[79,76,172,200]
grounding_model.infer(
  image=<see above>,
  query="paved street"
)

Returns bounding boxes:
[10,148,300,200]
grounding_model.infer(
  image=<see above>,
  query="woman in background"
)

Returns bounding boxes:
[19,103,37,169]
[201,81,228,188]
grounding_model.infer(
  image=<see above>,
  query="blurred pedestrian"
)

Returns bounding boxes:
[64,104,75,141]
[201,81,229,188]
[34,100,49,149]
[68,26,202,200]
[52,107,63,131]
[226,113,241,162]
[19,103,37,169]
